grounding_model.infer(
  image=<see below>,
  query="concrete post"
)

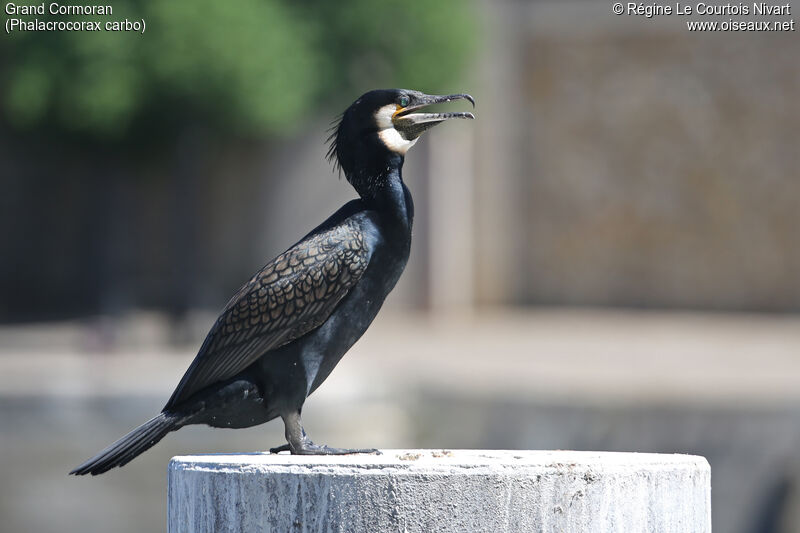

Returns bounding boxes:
[168,450,711,533]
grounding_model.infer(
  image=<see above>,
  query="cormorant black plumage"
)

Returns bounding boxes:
[71,89,474,475]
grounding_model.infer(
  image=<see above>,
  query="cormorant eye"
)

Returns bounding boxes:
[398,96,410,108]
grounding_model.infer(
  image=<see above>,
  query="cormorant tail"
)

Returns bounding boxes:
[70,412,181,476]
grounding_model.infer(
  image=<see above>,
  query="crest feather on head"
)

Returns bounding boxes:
[325,113,345,177]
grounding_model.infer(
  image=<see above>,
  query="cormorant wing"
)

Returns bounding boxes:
[164,220,369,409]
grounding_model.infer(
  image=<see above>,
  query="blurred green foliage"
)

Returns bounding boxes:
[1,0,476,140]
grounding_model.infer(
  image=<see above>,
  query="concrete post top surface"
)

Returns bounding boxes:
[170,449,709,473]
[169,450,711,533]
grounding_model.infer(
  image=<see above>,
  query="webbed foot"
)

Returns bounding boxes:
[291,441,380,455]
[276,410,381,455]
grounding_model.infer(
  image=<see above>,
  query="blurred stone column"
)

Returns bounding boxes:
[472,0,531,305]
[427,125,476,310]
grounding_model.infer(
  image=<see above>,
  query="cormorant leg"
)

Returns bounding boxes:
[281,411,380,455]
[269,443,290,454]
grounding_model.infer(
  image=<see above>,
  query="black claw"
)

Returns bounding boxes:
[270,444,291,454]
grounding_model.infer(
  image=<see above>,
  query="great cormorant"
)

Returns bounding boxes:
[70,89,475,475]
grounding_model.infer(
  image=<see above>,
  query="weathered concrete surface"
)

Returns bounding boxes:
[168,450,711,533]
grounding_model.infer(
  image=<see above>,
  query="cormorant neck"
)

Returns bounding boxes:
[350,153,413,235]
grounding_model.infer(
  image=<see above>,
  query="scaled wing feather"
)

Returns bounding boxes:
[165,221,369,408]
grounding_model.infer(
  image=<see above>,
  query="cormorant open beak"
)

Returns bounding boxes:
[392,93,475,140]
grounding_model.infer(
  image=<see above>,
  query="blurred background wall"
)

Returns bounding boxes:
[1,1,799,532]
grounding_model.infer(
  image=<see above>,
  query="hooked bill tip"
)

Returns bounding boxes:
[443,93,475,107]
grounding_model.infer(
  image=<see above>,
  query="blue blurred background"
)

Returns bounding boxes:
[1,1,799,532]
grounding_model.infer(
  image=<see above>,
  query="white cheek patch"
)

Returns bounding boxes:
[378,128,418,155]
[374,104,396,129]
[374,104,418,155]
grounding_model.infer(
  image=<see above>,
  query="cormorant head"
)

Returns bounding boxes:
[328,89,475,196]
